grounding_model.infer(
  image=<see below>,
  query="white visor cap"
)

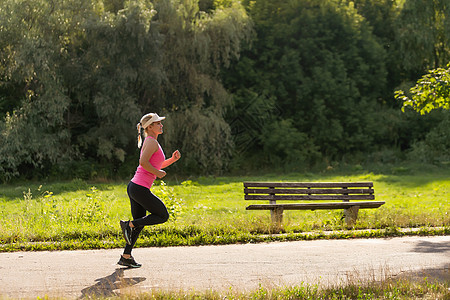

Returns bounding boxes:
[141,113,165,128]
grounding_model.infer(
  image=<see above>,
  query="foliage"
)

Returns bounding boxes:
[394,63,450,164]
[152,180,183,220]
[224,0,389,165]
[1,0,450,180]
[395,64,450,114]
[407,112,450,164]
[261,119,320,168]
[149,0,253,174]
[224,0,450,169]
[0,0,252,181]
[352,0,403,96]
[395,0,450,78]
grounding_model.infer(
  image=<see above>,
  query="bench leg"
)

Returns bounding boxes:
[271,207,284,226]
[344,206,360,226]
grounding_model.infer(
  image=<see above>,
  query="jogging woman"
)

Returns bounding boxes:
[119,113,181,268]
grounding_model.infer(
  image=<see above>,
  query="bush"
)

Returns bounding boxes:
[261,119,320,169]
[408,112,450,164]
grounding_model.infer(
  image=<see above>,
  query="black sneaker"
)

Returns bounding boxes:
[118,256,142,268]
[120,220,132,245]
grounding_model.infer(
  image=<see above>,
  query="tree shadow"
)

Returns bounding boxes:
[390,263,450,284]
[412,240,450,254]
[79,268,146,299]
[373,170,449,188]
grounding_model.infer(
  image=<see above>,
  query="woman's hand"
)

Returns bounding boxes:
[171,150,181,161]
[161,150,181,169]
[157,170,167,178]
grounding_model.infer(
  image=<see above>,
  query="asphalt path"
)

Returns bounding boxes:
[0,236,449,299]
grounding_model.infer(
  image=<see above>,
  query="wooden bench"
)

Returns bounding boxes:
[244,182,384,225]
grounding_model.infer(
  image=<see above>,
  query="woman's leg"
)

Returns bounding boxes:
[123,195,145,256]
[123,182,169,256]
[123,225,143,256]
[128,182,170,226]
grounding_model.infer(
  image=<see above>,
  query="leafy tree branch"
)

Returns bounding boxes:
[395,64,450,114]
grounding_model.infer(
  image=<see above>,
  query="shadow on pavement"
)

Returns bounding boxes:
[412,240,450,254]
[79,268,146,299]
[390,263,450,284]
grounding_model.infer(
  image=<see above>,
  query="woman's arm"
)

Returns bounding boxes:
[139,138,166,178]
[161,150,181,168]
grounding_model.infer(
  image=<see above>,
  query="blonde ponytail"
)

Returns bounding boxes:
[137,122,143,148]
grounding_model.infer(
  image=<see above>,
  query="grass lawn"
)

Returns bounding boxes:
[0,167,448,251]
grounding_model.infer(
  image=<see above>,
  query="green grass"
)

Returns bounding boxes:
[77,277,450,299]
[0,168,449,252]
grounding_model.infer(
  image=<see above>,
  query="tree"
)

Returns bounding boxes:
[0,0,95,181]
[0,0,252,181]
[352,0,403,100]
[395,0,450,79]
[141,0,252,173]
[395,64,450,114]
[224,0,388,163]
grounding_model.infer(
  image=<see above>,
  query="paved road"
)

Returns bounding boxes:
[0,236,449,299]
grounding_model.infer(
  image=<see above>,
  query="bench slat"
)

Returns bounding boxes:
[244,182,373,188]
[246,201,385,210]
[244,188,373,195]
[245,194,375,201]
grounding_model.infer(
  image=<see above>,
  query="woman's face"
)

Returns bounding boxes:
[149,121,163,134]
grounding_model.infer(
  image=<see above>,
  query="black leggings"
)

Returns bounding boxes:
[123,181,170,255]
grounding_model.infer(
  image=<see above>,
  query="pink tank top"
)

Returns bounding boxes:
[131,136,166,189]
